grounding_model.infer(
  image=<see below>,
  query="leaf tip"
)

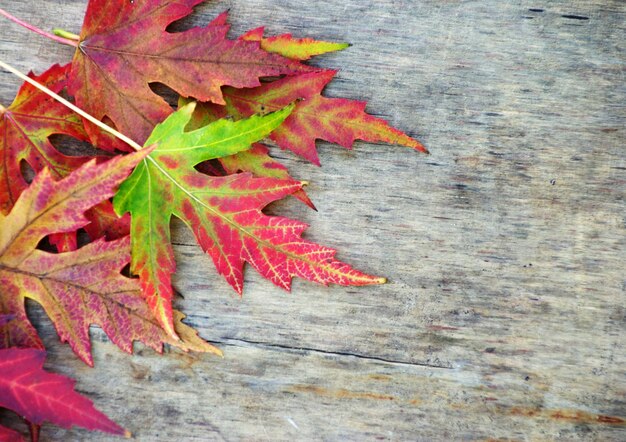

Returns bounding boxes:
[418,144,430,155]
[410,139,429,155]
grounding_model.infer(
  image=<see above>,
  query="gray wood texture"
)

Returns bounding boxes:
[1,0,625,440]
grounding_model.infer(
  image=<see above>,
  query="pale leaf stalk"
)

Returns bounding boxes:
[0,8,78,47]
[0,59,143,151]
[53,28,80,41]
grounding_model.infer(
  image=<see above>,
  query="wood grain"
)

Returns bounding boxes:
[0,0,624,440]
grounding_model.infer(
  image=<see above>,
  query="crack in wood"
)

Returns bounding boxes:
[212,337,453,370]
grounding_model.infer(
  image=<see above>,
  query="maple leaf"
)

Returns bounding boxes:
[68,0,314,145]
[208,69,427,165]
[113,103,294,336]
[0,64,130,253]
[114,102,383,337]
[0,348,125,437]
[0,152,219,365]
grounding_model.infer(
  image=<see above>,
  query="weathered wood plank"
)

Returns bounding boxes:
[0,0,624,440]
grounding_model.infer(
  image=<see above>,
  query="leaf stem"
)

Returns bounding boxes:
[27,421,40,442]
[0,8,78,47]
[53,28,80,41]
[0,59,143,152]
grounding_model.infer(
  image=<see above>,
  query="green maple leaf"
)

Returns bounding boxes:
[114,102,384,337]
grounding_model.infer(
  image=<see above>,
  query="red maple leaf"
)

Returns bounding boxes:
[68,0,314,145]
[0,348,125,439]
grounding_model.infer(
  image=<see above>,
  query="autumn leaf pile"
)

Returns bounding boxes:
[0,0,425,439]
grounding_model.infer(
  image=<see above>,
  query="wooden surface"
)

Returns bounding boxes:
[1,0,625,440]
